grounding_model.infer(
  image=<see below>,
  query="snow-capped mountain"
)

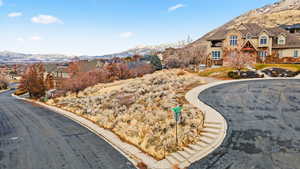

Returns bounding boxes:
[0,39,191,63]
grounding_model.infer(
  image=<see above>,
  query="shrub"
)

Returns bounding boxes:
[137,162,148,169]
[228,71,263,79]
[143,55,162,70]
[0,81,8,90]
[19,64,46,98]
[58,60,155,96]
[228,71,240,79]
[0,76,8,90]
[130,63,154,78]
[14,89,27,96]
[176,70,186,76]
[165,57,182,68]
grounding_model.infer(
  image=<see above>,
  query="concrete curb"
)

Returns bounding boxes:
[185,83,228,165]
[0,89,10,94]
[12,94,140,169]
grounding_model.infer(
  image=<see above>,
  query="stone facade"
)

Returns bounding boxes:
[207,23,300,66]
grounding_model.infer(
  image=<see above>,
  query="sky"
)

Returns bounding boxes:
[0,0,278,56]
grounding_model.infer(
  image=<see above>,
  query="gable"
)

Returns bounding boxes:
[259,31,269,37]
[237,24,247,31]
[241,40,258,51]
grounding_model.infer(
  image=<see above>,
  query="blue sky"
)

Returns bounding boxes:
[0,0,278,56]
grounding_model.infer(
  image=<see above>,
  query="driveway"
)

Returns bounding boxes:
[190,79,300,169]
[0,90,135,169]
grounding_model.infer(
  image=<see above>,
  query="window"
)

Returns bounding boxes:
[212,51,221,60]
[260,36,268,45]
[278,50,283,58]
[246,33,252,40]
[230,35,238,46]
[294,50,299,58]
[278,39,285,45]
[259,51,268,61]
[259,51,268,57]
[278,36,286,45]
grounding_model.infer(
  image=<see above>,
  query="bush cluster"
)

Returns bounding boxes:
[228,71,264,79]
[18,64,47,98]
[60,62,155,95]
[0,77,8,90]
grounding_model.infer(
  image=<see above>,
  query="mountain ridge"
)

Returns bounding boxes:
[187,0,300,50]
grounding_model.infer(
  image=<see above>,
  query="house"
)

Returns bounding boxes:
[207,23,300,66]
[44,59,106,88]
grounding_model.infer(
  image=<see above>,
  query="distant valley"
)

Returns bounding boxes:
[0,40,190,63]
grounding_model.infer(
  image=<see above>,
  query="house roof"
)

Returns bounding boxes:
[207,23,290,40]
[239,23,264,37]
[206,29,228,41]
[273,33,300,49]
[44,63,58,73]
[207,23,300,49]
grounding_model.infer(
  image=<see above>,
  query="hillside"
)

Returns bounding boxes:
[47,70,206,159]
[188,0,300,49]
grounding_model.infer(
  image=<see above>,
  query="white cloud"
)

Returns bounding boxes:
[31,15,63,24]
[8,12,23,17]
[17,37,25,42]
[168,4,185,12]
[0,0,3,7]
[30,36,42,41]
[120,32,134,38]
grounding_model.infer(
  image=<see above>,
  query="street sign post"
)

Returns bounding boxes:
[172,106,182,147]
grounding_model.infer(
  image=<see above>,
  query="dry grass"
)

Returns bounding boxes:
[255,64,300,72]
[234,10,300,28]
[198,67,235,78]
[48,69,206,160]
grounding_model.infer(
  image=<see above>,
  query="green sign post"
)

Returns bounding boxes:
[172,106,182,147]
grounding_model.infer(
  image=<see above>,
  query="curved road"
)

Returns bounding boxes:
[0,90,135,169]
[190,79,300,169]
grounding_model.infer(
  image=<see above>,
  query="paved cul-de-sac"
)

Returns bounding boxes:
[190,79,300,169]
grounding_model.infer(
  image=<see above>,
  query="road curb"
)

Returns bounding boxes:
[12,94,141,168]
[0,89,10,94]
[185,83,228,165]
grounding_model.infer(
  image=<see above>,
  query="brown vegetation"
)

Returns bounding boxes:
[0,75,8,90]
[137,162,148,169]
[48,70,205,160]
[19,64,46,98]
[164,47,208,69]
[223,48,255,75]
[60,61,154,95]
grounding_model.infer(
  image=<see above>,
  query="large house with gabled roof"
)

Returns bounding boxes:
[207,23,300,66]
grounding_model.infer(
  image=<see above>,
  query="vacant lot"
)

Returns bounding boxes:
[48,69,207,159]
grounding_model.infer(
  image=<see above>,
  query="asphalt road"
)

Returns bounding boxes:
[0,90,135,169]
[190,79,300,169]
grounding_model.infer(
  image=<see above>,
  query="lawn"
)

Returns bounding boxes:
[198,67,236,79]
[255,64,300,72]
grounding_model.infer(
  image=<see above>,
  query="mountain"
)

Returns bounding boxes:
[187,0,300,49]
[0,51,76,63]
[94,41,191,59]
[0,39,190,63]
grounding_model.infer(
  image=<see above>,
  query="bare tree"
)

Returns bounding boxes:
[19,64,46,98]
[223,48,255,75]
